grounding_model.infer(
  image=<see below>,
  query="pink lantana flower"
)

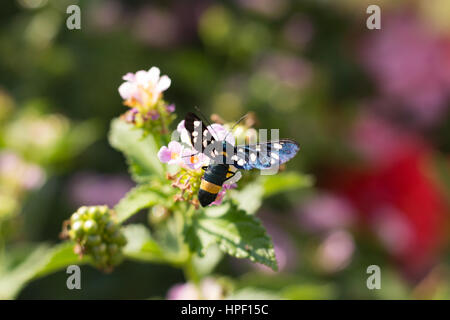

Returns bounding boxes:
[161,120,235,170]
[157,140,207,170]
[118,66,171,107]
[166,277,226,300]
[211,183,237,206]
[157,141,183,165]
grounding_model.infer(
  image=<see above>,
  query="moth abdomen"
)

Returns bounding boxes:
[198,164,229,207]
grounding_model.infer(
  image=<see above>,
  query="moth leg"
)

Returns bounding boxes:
[224,170,242,184]
[224,171,236,181]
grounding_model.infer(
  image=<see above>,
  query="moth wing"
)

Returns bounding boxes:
[184,112,216,158]
[232,139,299,170]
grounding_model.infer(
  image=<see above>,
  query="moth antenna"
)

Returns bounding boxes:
[224,113,249,142]
[181,152,199,158]
[194,106,219,139]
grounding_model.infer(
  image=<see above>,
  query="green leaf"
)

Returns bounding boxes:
[433,155,450,199]
[230,172,313,215]
[122,225,164,261]
[122,224,186,265]
[33,242,88,278]
[261,172,313,197]
[53,120,100,164]
[114,184,164,223]
[185,203,277,271]
[281,284,336,300]
[192,245,223,277]
[108,118,163,183]
[0,242,86,299]
[230,182,263,215]
[226,287,283,300]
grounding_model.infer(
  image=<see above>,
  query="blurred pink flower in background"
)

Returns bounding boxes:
[172,0,211,43]
[360,13,450,125]
[315,230,355,273]
[371,206,414,257]
[67,172,134,207]
[282,14,315,49]
[297,193,356,233]
[350,111,424,166]
[259,53,313,88]
[254,212,298,273]
[133,6,179,48]
[167,277,225,300]
[87,0,124,32]
[0,151,45,190]
[236,0,288,19]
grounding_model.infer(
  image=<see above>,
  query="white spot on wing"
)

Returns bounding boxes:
[272,153,279,160]
[237,159,245,166]
[274,143,282,150]
[250,153,257,162]
[194,121,201,127]
[192,131,198,137]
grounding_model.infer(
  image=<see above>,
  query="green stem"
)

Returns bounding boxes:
[177,204,201,285]
[183,253,200,285]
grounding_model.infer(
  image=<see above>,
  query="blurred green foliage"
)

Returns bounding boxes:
[0,0,449,299]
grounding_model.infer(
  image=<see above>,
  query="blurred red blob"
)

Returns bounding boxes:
[327,114,447,279]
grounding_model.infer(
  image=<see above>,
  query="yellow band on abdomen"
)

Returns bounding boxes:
[200,180,222,194]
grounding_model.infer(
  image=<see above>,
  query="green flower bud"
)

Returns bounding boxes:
[86,234,101,246]
[108,243,118,255]
[105,221,118,234]
[77,206,89,219]
[83,219,98,234]
[98,243,107,253]
[112,231,127,246]
[88,206,101,219]
[64,205,127,272]
[68,229,76,239]
[100,213,110,225]
[149,205,169,224]
[91,245,101,255]
[70,212,81,223]
[93,253,108,266]
[98,205,108,215]
[71,221,84,237]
